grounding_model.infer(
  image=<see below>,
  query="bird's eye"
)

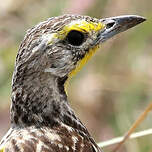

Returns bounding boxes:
[66,30,85,46]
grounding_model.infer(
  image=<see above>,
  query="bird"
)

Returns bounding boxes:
[0,14,145,152]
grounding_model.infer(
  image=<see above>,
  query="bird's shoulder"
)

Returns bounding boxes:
[0,123,101,152]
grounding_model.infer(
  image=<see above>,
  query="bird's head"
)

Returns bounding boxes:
[11,14,145,126]
[14,14,145,89]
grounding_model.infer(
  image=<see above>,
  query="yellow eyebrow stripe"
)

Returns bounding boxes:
[66,20,103,32]
[59,20,105,39]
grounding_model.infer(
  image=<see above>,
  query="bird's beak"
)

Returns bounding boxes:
[95,15,146,44]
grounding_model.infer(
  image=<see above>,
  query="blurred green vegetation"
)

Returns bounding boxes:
[0,0,152,151]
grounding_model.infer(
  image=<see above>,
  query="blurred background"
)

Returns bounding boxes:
[0,0,151,151]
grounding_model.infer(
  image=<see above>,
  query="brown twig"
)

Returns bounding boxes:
[98,128,152,148]
[112,103,152,152]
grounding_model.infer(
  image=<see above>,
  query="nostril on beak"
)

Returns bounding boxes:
[106,21,115,29]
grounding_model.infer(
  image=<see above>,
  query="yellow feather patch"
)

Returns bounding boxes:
[65,45,99,93]
[59,20,105,39]
[69,45,99,78]
[47,20,105,43]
